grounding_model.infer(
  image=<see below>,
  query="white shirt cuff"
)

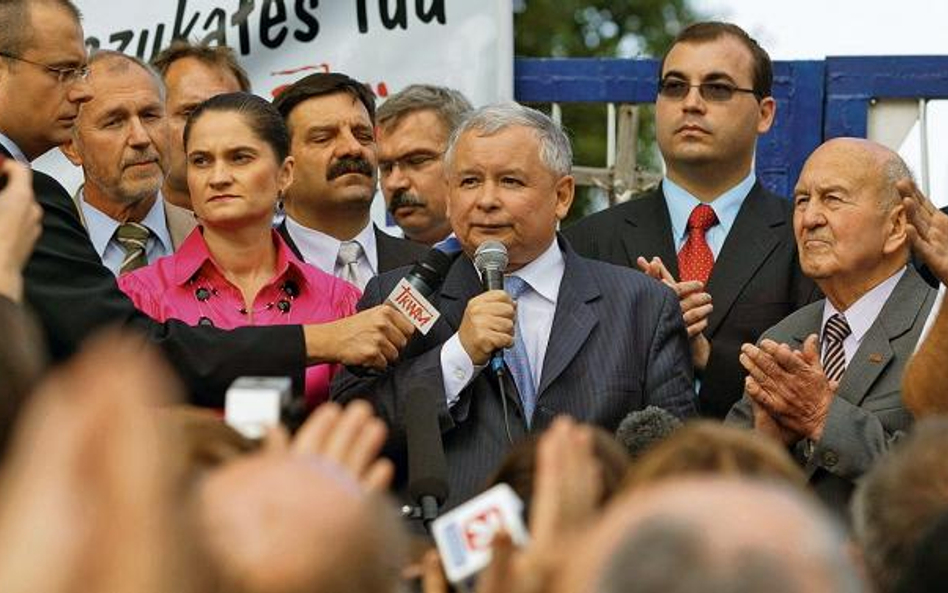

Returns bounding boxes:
[440,332,484,408]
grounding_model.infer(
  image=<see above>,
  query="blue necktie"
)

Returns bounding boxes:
[504,275,537,426]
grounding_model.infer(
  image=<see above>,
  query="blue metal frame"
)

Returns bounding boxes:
[824,56,948,139]
[514,56,948,198]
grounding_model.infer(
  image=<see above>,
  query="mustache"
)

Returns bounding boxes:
[121,151,161,168]
[326,157,374,180]
[388,191,426,213]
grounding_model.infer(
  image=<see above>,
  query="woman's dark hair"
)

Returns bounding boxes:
[183,92,289,162]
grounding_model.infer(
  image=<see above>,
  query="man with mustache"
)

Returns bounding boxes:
[377,84,472,246]
[727,138,936,515]
[565,22,817,418]
[273,73,426,290]
[61,50,195,276]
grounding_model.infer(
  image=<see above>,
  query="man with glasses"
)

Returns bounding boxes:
[565,21,817,418]
[376,84,472,246]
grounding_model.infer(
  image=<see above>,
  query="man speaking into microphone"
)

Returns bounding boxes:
[332,103,696,509]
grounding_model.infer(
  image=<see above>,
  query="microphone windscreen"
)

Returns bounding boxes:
[405,382,449,504]
[473,240,508,275]
[615,406,683,459]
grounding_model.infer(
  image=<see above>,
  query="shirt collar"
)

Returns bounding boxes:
[506,238,565,305]
[78,188,173,259]
[663,171,757,243]
[0,132,29,165]
[284,215,378,275]
[172,228,309,287]
[821,266,907,344]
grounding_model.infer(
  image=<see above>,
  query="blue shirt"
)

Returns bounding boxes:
[663,172,757,258]
[78,189,173,277]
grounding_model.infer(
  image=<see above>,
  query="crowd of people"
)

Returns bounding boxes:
[2,0,948,591]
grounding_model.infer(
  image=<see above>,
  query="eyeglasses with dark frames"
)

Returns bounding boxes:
[0,51,90,84]
[657,78,761,102]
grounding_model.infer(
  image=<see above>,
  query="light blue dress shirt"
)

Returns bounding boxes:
[663,172,758,259]
[78,190,173,277]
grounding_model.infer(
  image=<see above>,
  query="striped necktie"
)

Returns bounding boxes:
[503,275,537,426]
[116,222,151,274]
[821,313,851,382]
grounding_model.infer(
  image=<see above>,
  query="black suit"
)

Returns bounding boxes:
[564,182,818,418]
[16,147,305,406]
[332,237,697,509]
[278,221,428,275]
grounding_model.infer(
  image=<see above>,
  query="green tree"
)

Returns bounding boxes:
[514,0,702,222]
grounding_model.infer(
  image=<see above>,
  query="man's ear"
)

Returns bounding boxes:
[553,174,575,222]
[757,96,777,135]
[883,201,909,256]
[60,138,83,167]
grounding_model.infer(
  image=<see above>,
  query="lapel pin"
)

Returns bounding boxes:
[868,353,883,363]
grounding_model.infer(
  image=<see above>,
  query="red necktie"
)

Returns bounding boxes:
[677,204,718,285]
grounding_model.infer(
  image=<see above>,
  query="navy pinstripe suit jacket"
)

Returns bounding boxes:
[331,235,697,510]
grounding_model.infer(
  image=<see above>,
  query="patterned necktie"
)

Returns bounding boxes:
[677,204,719,285]
[503,275,537,426]
[336,241,365,289]
[115,222,151,275]
[821,313,852,382]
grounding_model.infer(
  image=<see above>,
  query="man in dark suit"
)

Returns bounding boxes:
[272,72,426,290]
[0,0,413,404]
[727,138,936,514]
[564,22,816,418]
[333,103,696,509]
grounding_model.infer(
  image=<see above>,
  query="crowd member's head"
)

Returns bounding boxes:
[487,425,630,522]
[656,21,775,199]
[558,478,863,593]
[183,92,293,232]
[794,138,911,308]
[623,420,806,490]
[198,453,406,593]
[444,102,575,271]
[273,72,378,240]
[151,40,250,210]
[61,51,169,223]
[852,417,948,593]
[376,84,472,245]
[0,0,92,160]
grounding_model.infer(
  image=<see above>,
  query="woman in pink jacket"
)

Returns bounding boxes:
[120,92,360,409]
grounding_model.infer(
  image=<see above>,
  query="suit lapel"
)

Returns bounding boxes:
[620,187,680,278]
[832,268,931,407]
[705,184,786,337]
[537,242,600,396]
[164,201,197,250]
[438,254,483,331]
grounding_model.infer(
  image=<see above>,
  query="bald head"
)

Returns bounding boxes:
[558,478,864,593]
[198,454,406,593]
[793,138,912,307]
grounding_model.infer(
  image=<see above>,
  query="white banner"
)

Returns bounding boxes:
[35,0,514,197]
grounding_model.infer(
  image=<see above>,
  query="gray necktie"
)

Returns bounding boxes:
[336,240,365,288]
[115,222,151,275]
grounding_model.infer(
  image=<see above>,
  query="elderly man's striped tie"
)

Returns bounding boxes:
[821,313,851,382]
